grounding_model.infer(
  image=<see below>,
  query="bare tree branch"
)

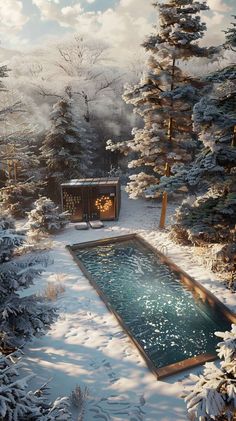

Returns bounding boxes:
[34,84,63,100]
[0,101,24,119]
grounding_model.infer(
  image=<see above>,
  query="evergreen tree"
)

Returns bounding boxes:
[0,181,42,218]
[41,97,97,201]
[153,18,236,277]
[171,64,236,277]
[0,213,56,353]
[184,325,236,421]
[107,0,216,227]
[0,213,24,263]
[224,15,236,51]
[0,85,42,217]
[0,65,9,92]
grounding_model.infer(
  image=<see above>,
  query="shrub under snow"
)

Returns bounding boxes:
[184,325,236,421]
[0,349,72,420]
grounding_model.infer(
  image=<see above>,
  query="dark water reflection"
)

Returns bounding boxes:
[75,240,230,369]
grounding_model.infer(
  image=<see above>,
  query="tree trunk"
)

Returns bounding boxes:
[159,58,175,229]
[159,163,171,229]
[232,125,236,147]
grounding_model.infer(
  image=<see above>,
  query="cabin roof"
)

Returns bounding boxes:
[61,177,120,187]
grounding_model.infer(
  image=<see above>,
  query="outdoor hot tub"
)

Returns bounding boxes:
[66,234,236,378]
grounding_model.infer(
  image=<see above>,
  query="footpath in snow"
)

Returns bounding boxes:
[22,190,236,421]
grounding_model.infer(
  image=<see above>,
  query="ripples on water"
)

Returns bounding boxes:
[75,240,230,369]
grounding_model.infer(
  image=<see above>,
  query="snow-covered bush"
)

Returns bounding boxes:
[0,349,72,420]
[70,385,89,419]
[0,295,56,353]
[184,325,236,421]
[27,196,69,234]
[213,244,236,289]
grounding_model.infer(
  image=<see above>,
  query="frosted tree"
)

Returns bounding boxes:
[152,17,235,276]
[41,96,96,200]
[224,15,236,51]
[37,35,121,124]
[184,325,236,421]
[0,213,24,263]
[0,119,40,184]
[27,196,69,235]
[0,181,42,218]
[0,64,21,119]
[0,213,56,352]
[107,0,216,227]
[0,349,72,420]
[0,86,42,217]
[171,66,236,279]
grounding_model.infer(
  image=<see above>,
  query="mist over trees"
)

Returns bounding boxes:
[0,34,139,212]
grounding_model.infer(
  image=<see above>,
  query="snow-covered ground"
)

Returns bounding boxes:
[22,190,236,421]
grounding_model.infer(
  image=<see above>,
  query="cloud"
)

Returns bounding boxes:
[31,0,152,62]
[207,0,232,13]
[201,0,232,46]
[61,4,84,19]
[21,0,232,62]
[31,0,81,25]
[201,0,232,47]
[0,0,29,33]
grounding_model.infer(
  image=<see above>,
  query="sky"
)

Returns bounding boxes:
[0,0,235,57]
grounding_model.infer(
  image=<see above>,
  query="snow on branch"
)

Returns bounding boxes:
[183,325,236,421]
[0,350,72,420]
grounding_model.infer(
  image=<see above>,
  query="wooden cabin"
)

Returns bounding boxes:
[61,178,121,222]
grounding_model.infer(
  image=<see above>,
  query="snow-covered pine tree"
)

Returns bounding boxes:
[0,181,42,218]
[107,0,216,227]
[172,66,236,278]
[0,213,24,263]
[0,64,9,92]
[0,349,72,420]
[0,85,43,217]
[224,15,236,51]
[0,94,40,183]
[41,96,96,201]
[0,212,56,353]
[27,196,69,235]
[184,324,236,421]
[154,17,236,278]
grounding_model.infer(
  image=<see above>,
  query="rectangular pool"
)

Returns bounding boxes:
[67,234,236,378]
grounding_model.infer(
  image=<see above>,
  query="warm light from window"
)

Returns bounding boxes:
[95,196,113,213]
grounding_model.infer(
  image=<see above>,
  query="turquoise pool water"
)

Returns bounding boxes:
[75,239,230,369]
